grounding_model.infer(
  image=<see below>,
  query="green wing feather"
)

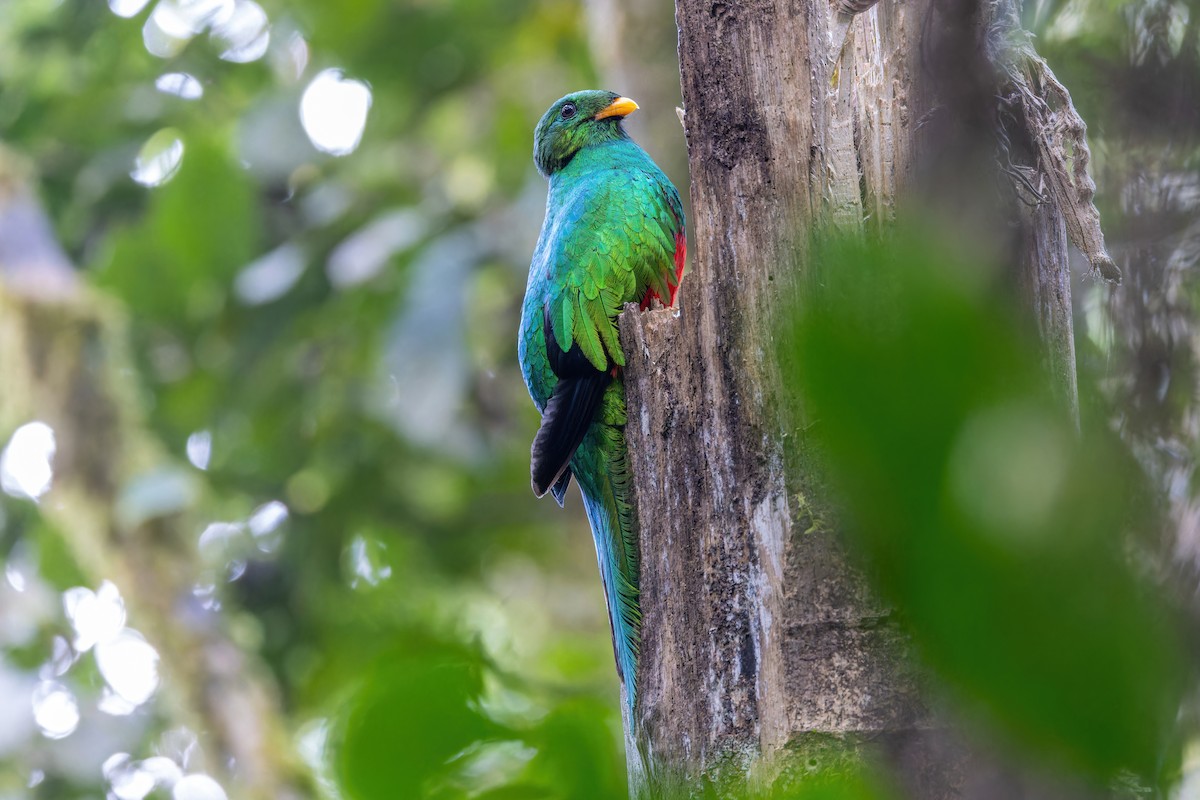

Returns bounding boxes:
[545,168,679,373]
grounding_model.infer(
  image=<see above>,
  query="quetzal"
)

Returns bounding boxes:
[517,90,685,708]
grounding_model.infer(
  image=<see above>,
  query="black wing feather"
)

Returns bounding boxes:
[531,372,610,496]
[544,303,600,379]
[531,304,612,498]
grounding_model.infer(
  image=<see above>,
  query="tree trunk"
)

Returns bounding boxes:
[619,0,1115,795]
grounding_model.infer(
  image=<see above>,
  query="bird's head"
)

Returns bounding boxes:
[533,90,639,177]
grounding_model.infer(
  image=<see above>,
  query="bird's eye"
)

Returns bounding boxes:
[560,102,577,120]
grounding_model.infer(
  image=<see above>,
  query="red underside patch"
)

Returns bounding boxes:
[639,231,687,310]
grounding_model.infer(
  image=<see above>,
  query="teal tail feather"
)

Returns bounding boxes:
[572,383,640,709]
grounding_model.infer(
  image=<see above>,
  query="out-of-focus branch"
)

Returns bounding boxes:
[0,146,79,301]
[0,145,310,800]
[990,10,1123,283]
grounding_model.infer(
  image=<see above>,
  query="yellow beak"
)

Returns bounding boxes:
[594,96,639,121]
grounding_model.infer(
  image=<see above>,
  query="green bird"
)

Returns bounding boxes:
[518,90,685,707]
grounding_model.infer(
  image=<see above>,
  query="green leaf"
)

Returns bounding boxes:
[333,639,501,800]
[785,231,1186,783]
[521,698,626,800]
[96,136,258,325]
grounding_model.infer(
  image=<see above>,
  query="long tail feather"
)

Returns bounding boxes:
[571,386,640,709]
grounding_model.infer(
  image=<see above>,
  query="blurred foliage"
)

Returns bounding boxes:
[1024,0,1199,153]
[0,0,653,796]
[787,231,1189,789]
[1026,0,1200,444]
[0,0,1198,798]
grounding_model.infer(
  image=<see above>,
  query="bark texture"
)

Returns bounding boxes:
[619,0,1114,795]
[620,0,934,791]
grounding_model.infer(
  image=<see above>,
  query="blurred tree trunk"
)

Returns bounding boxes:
[619,0,1116,796]
[584,0,687,185]
[1093,6,1200,619]
[0,147,309,800]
